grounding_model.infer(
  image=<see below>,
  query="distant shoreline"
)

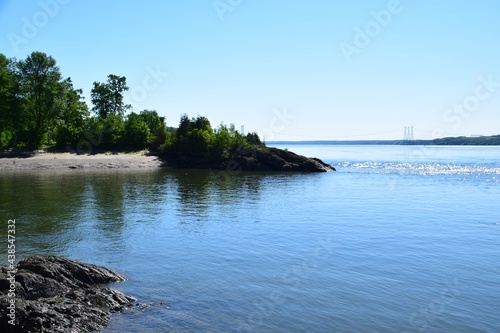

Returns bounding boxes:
[268,135,500,146]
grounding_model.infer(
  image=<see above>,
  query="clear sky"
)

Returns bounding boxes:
[1,0,499,141]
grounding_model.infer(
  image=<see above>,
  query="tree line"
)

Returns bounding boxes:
[0,51,263,155]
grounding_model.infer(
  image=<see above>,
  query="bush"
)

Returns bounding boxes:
[124,113,150,150]
[159,114,265,161]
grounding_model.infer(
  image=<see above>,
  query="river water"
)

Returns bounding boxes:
[1,145,499,332]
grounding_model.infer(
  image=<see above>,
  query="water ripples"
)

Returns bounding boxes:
[336,161,500,177]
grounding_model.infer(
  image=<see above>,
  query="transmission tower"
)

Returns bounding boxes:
[404,126,414,143]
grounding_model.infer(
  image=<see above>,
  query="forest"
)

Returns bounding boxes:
[0,51,263,156]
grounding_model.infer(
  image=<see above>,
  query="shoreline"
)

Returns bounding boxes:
[0,147,336,172]
[0,152,165,171]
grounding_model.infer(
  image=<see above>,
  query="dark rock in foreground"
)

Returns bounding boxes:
[234,147,336,172]
[0,256,136,333]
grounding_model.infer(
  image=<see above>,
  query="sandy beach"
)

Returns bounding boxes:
[0,152,164,171]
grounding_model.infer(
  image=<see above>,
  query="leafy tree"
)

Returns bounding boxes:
[76,116,105,154]
[16,51,63,149]
[89,74,130,150]
[211,123,246,158]
[124,112,150,150]
[101,114,126,149]
[78,114,125,151]
[211,124,232,158]
[246,132,264,147]
[160,131,175,152]
[0,54,19,148]
[91,74,130,119]
[139,109,164,131]
[188,128,212,154]
[138,109,167,150]
[194,116,212,132]
[52,78,89,148]
[1,50,266,155]
[171,115,215,156]
[176,114,192,139]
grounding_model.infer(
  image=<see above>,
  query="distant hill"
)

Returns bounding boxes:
[268,135,500,146]
[423,135,500,145]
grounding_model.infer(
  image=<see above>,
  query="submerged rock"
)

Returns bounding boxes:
[0,256,136,333]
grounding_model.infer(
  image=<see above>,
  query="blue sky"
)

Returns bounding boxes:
[1,0,499,140]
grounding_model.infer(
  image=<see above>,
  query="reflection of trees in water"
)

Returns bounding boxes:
[173,170,213,217]
[0,171,89,255]
[0,168,308,255]
[90,172,126,231]
[173,169,267,206]
[84,169,170,254]
[0,169,169,256]
[171,170,288,231]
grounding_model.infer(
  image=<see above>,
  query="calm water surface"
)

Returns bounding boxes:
[1,145,499,332]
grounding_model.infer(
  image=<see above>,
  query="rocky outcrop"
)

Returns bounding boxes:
[160,146,335,172]
[0,256,136,333]
[233,147,336,172]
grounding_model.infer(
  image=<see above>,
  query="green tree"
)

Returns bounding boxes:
[124,112,150,150]
[211,124,232,158]
[211,123,245,158]
[245,131,264,147]
[52,78,89,148]
[139,109,164,131]
[101,114,126,149]
[139,109,167,150]
[172,115,215,156]
[0,54,19,148]
[80,115,126,151]
[194,116,212,132]
[91,74,130,119]
[89,74,130,150]
[176,114,192,139]
[16,51,63,149]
